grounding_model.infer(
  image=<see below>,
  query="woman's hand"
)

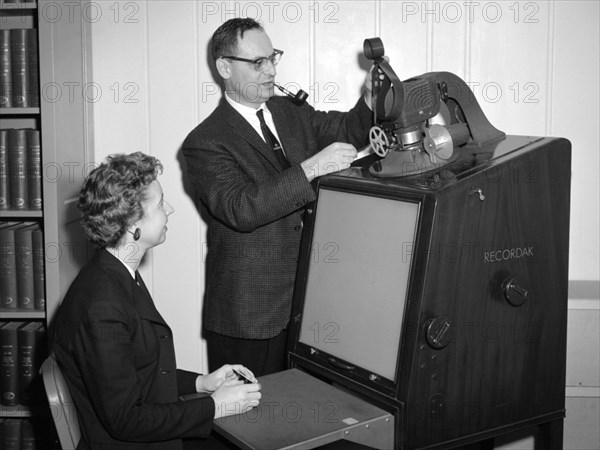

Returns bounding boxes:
[210,379,262,419]
[196,364,257,393]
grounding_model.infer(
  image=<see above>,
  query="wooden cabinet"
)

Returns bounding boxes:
[1,0,92,441]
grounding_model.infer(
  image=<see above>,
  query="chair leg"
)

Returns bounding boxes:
[535,419,564,450]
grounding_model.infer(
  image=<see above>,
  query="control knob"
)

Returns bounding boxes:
[424,316,453,349]
[502,275,531,306]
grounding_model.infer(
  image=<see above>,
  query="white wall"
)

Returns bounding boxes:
[85,1,599,447]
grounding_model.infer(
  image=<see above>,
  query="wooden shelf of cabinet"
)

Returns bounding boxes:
[0,107,40,115]
[0,309,46,319]
[0,3,38,10]
[0,210,43,219]
[0,404,50,417]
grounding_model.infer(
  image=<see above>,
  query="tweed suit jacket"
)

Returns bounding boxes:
[182,95,372,340]
[53,249,214,450]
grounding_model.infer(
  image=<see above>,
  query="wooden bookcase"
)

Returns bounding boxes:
[1,0,92,443]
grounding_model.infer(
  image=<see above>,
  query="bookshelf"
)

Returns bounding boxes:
[1,0,92,445]
[0,107,38,114]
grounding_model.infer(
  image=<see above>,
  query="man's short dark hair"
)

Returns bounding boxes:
[211,18,264,61]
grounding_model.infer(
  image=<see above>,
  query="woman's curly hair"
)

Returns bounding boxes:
[78,152,163,248]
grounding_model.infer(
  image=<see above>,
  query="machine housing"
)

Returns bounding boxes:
[288,133,571,449]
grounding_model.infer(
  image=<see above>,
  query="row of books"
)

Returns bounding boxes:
[1,418,59,450]
[0,222,44,310]
[0,28,39,109]
[2,419,37,450]
[0,321,46,407]
[0,128,41,211]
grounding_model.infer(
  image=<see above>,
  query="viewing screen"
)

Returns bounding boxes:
[298,188,419,381]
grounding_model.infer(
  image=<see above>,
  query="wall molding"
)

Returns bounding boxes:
[568,280,600,302]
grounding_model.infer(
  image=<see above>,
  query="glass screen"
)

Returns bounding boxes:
[298,188,419,381]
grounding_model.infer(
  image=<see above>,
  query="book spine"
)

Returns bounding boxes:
[7,129,27,209]
[20,419,36,450]
[0,227,18,309]
[17,323,45,405]
[26,29,38,108]
[1,418,21,450]
[32,227,45,310]
[15,226,34,309]
[9,29,29,108]
[25,129,41,210]
[0,323,20,406]
[17,323,35,405]
[0,130,8,210]
[0,29,11,108]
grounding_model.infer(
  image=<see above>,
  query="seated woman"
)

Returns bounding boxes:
[53,152,261,449]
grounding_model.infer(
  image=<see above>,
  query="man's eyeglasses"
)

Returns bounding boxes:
[221,49,284,71]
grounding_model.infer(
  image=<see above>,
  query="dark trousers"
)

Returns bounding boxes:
[206,328,288,377]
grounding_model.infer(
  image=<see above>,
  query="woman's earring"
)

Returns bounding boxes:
[133,228,141,241]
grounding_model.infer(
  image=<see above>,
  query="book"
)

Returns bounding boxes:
[15,223,37,309]
[0,29,11,108]
[0,321,23,406]
[26,29,38,107]
[0,129,8,209]
[17,321,45,405]
[4,128,42,211]
[7,129,27,210]
[1,418,21,450]
[0,222,22,309]
[9,29,29,108]
[0,418,55,450]
[32,226,45,310]
[25,129,41,209]
[20,419,36,450]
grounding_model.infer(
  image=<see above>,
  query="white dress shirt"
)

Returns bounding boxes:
[225,93,286,155]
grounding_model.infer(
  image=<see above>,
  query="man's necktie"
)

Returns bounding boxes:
[256,109,290,169]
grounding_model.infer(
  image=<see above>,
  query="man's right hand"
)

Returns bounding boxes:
[301,142,358,182]
[211,380,262,419]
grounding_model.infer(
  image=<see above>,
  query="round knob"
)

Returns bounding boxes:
[502,275,531,306]
[363,37,385,60]
[425,316,453,349]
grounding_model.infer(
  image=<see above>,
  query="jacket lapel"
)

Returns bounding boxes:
[217,100,285,172]
[96,250,168,327]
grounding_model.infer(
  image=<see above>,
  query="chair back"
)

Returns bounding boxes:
[41,355,81,449]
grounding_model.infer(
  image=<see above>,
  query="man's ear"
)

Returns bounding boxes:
[216,58,231,79]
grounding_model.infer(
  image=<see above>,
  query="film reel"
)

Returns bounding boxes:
[369,126,390,157]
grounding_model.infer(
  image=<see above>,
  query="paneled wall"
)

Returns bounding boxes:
[83,1,598,447]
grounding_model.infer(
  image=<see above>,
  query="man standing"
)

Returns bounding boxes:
[183,18,373,377]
